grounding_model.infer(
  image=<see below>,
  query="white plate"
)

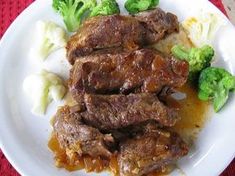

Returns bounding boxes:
[0,0,235,176]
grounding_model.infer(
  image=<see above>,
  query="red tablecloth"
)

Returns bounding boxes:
[0,0,234,175]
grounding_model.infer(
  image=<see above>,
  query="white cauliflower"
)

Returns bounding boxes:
[182,12,225,47]
[30,21,67,61]
[23,70,67,115]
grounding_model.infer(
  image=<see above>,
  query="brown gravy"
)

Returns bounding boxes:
[48,83,210,175]
[169,84,211,143]
[48,133,120,174]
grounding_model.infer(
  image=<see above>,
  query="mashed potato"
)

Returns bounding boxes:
[152,26,193,54]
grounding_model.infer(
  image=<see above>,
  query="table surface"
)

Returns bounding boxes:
[0,0,234,176]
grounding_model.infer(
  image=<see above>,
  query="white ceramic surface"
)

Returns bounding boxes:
[0,0,235,176]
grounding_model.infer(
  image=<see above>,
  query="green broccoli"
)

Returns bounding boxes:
[52,0,97,32]
[90,0,120,17]
[124,0,159,14]
[171,45,214,82]
[198,67,235,112]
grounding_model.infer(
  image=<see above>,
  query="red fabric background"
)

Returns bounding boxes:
[0,0,234,175]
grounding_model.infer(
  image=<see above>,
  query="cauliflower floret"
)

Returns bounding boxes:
[23,70,67,115]
[30,21,67,61]
[182,12,225,47]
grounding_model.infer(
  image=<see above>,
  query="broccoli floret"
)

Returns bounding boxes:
[198,67,235,112]
[90,0,120,17]
[171,45,214,82]
[52,0,97,32]
[124,0,159,14]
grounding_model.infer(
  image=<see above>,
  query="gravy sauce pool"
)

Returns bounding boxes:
[48,83,211,176]
[169,84,211,144]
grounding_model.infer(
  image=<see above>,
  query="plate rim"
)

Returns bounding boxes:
[0,0,235,176]
[0,2,50,176]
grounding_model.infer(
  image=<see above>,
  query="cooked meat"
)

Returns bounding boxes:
[53,105,187,175]
[69,48,189,100]
[50,4,191,174]
[109,120,167,143]
[118,123,189,176]
[66,8,179,64]
[66,15,143,64]
[53,105,115,158]
[134,8,179,44]
[81,93,178,130]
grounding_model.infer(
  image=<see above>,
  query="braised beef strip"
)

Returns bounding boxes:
[67,8,179,64]
[69,48,189,101]
[53,105,115,159]
[81,93,178,130]
[134,8,179,44]
[118,122,189,176]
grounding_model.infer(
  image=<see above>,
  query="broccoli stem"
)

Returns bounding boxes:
[53,0,97,32]
[171,45,189,60]
[213,84,229,112]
